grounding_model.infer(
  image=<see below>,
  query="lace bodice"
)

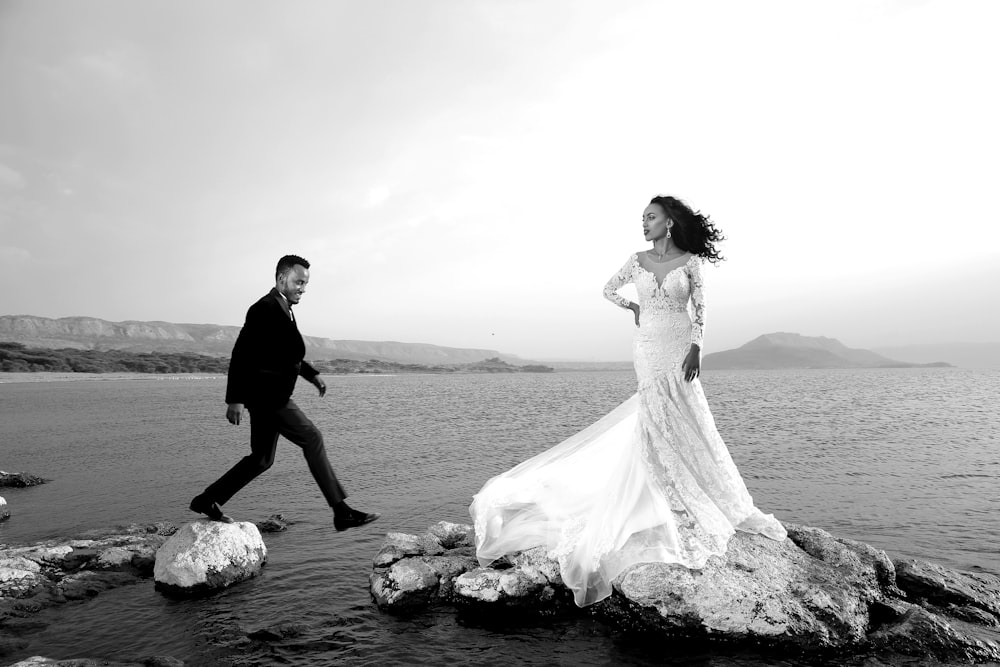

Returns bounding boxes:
[603,253,705,347]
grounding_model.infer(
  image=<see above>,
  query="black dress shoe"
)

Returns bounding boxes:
[189,495,234,523]
[334,509,380,532]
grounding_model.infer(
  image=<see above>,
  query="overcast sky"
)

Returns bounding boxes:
[1,0,997,361]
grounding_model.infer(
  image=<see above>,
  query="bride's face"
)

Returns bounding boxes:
[642,204,671,242]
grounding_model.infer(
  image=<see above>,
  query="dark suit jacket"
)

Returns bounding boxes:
[225,288,319,409]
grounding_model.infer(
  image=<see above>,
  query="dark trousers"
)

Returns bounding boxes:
[203,400,347,507]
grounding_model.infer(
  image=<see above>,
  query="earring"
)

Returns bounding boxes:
[665,230,672,239]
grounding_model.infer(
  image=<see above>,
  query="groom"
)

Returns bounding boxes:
[189,254,379,531]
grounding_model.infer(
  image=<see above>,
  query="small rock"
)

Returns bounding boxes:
[247,622,306,641]
[370,559,440,610]
[0,471,47,488]
[153,521,267,597]
[23,546,74,565]
[1,495,9,522]
[67,540,96,549]
[58,571,135,601]
[372,532,430,568]
[95,546,135,569]
[428,522,475,549]
[454,566,550,606]
[421,553,479,599]
[142,658,185,667]
[255,514,291,533]
[895,558,1000,620]
[869,602,1000,663]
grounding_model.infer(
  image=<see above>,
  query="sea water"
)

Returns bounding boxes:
[1,368,997,665]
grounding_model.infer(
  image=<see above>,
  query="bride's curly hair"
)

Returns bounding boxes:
[650,195,726,264]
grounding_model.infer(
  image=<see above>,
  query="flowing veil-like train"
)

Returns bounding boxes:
[470,253,785,606]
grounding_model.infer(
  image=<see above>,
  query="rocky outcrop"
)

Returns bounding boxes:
[153,521,266,597]
[7,656,184,666]
[1,518,279,657]
[370,522,1000,664]
[0,522,177,632]
[0,471,47,488]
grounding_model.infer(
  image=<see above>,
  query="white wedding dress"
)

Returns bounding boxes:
[470,253,786,607]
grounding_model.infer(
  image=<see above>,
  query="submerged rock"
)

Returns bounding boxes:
[0,523,179,635]
[0,471,47,488]
[370,521,1000,664]
[153,520,266,597]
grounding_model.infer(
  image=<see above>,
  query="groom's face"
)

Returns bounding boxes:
[277,264,310,304]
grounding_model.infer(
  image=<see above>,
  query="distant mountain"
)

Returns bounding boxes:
[703,333,952,370]
[872,343,1000,370]
[0,315,532,366]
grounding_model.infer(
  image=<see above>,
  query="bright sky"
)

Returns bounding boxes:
[1,0,998,361]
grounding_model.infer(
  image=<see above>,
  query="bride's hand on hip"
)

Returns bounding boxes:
[682,347,701,382]
[628,302,640,327]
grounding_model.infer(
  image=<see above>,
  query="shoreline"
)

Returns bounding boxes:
[0,372,225,384]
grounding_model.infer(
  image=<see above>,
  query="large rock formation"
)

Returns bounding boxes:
[153,521,266,597]
[370,522,1000,664]
[0,471,47,488]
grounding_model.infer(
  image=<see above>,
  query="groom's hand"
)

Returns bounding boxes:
[313,376,327,397]
[226,403,245,425]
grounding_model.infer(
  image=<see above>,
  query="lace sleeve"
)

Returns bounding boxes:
[603,256,635,309]
[688,257,705,347]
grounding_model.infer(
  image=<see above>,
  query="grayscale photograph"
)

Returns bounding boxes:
[1,1,998,665]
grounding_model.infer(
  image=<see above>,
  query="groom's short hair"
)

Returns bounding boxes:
[276,254,310,280]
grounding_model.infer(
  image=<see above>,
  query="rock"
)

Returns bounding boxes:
[6,657,184,666]
[255,513,291,533]
[153,521,266,596]
[428,521,475,549]
[369,526,479,611]
[371,522,1000,664]
[0,556,43,597]
[602,531,874,646]
[894,557,1000,620]
[372,532,443,568]
[786,523,901,597]
[454,566,550,605]
[1,495,9,522]
[0,470,47,488]
[58,571,137,601]
[371,558,441,610]
[868,601,1000,663]
[247,622,306,641]
[423,553,480,600]
[1,524,172,622]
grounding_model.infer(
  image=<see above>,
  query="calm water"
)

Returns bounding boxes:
[1,368,998,665]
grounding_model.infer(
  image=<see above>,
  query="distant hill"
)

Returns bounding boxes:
[0,315,532,366]
[703,333,952,370]
[871,343,1000,370]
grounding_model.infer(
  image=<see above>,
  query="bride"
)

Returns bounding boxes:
[470,195,786,607]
